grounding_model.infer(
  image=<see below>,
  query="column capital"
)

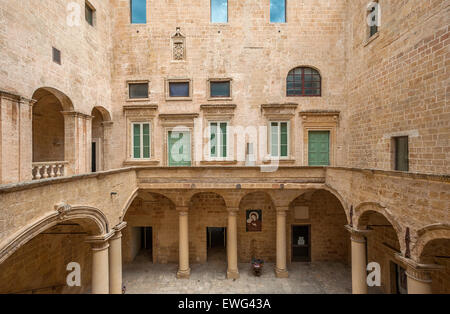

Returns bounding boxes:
[113,221,127,232]
[276,206,289,214]
[227,207,239,215]
[86,231,115,248]
[395,254,443,283]
[101,121,114,127]
[345,225,372,242]
[177,206,189,213]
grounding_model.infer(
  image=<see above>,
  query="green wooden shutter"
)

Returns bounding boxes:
[210,123,217,157]
[168,131,191,167]
[220,122,227,158]
[143,123,150,158]
[395,137,409,171]
[308,131,330,166]
[280,122,288,157]
[133,124,141,158]
[271,122,279,157]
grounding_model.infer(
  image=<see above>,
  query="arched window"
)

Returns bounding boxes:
[286,67,321,96]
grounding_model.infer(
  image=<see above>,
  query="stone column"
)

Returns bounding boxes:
[89,241,110,294]
[395,255,442,294]
[177,207,190,279]
[109,222,126,294]
[275,207,288,278]
[346,225,371,294]
[227,208,239,279]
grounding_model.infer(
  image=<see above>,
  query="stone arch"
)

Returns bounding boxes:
[238,191,276,262]
[355,202,403,245]
[32,87,74,112]
[412,224,450,261]
[287,188,349,263]
[189,192,228,263]
[91,106,112,172]
[0,204,109,265]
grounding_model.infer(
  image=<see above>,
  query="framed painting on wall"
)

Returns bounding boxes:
[246,210,262,232]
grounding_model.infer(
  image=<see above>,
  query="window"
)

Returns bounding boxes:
[270,122,289,158]
[394,136,409,171]
[168,131,191,166]
[210,80,231,98]
[211,0,228,23]
[131,0,147,24]
[132,123,151,159]
[287,67,321,96]
[209,122,228,158]
[367,1,379,38]
[85,2,95,26]
[129,82,149,99]
[270,0,286,23]
[169,82,189,97]
[52,47,61,65]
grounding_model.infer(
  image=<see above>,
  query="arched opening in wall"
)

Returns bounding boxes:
[419,238,450,294]
[90,107,111,173]
[31,88,73,179]
[188,192,227,266]
[0,218,102,294]
[288,189,349,264]
[357,209,402,294]
[238,192,276,263]
[122,192,177,266]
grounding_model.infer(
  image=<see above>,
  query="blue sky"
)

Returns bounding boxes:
[131,0,147,24]
[211,0,228,23]
[270,0,286,23]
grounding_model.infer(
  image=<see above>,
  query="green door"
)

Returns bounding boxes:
[168,131,191,166]
[308,131,330,166]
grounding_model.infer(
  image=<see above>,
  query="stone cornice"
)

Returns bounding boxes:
[200,104,237,110]
[0,90,35,104]
[159,113,199,120]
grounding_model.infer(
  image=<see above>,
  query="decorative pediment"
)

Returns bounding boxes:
[123,104,158,117]
[261,103,298,119]
[159,113,199,127]
[200,104,236,118]
[300,110,340,124]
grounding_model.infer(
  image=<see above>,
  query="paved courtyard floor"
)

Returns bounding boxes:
[123,250,357,294]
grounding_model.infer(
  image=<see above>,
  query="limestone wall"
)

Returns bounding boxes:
[346,0,449,174]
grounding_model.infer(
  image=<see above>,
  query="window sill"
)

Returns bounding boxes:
[126,98,150,102]
[165,97,192,102]
[364,32,380,47]
[262,159,296,164]
[207,97,233,101]
[123,159,160,166]
[200,160,238,165]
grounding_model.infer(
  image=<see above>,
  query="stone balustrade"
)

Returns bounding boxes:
[32,161,68,180]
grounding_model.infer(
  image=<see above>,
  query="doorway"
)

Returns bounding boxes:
[206,227,226,262]
[391,262,408,294]
[292,225,311,262]
[140,227,153,261]
[91,142,97,172]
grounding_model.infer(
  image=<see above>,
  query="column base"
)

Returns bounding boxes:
[176,268,191,279]
[227,269,240,279]
[275,267,289,278]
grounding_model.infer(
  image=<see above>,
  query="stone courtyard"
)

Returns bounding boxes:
[123,251,353,294]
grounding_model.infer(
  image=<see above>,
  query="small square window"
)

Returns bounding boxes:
[211,0,228,23]
[131,0,147,24]
[52,47,61,65]
[129,83,149,99]
[169,82,190,97]
[393,136,409,172]
[210,81,231,98]
[85,2,95,26]
[270,0,286,23]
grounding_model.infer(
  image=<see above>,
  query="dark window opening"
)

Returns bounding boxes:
[129,83,148,99]
[85,2,94,26]
[169,82,190,97]
[91,142,97,172]
[210,81,230,98]
[394,136,409,172]
[369,5,378,37]
[287,67,321,96]
[52,47,61,65]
